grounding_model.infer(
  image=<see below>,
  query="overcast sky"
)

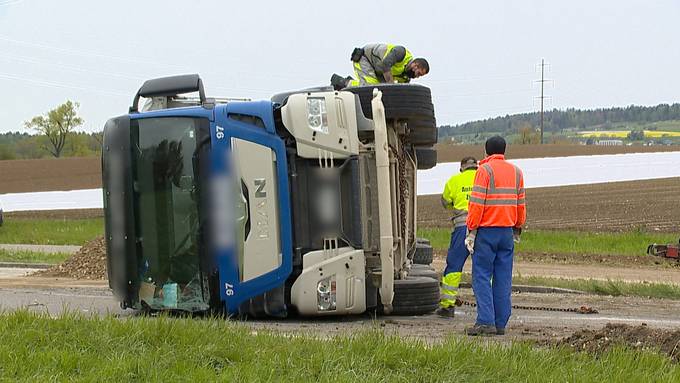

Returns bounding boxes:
[1,0,679,133]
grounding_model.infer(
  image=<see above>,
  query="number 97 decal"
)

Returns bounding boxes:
[224,282,234,296]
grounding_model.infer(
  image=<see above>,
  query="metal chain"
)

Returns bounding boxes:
[456,298,598,314]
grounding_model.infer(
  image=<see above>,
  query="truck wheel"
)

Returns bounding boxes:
[408,265,440,280]
[345,84,434,121]
[406,117,438,146]
[413,243,433,265]
[415,146,437,170]
[416,237,431,245]
[391,276,439,315]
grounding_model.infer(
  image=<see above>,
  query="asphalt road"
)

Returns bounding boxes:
[2,276,680,342]
[0,244,81,254]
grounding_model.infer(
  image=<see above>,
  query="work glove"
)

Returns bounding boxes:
[465,229,477,255]
[513,227,522,244]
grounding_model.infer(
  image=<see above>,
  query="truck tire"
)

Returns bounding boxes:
[413,243,433,265]
[406,117,438,145]
[415,146,437,170]
[391,276,439,315]
[416,237,431,245]
[345,84,434,121]
[408,264,440,280]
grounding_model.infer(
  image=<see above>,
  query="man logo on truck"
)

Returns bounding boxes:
[254,178,267,198]
[254,178,269,239]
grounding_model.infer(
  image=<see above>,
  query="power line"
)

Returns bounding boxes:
[535,59,552,144]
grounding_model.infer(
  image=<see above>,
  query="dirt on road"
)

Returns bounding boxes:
[419,177,680,232]
[560,323,680,361]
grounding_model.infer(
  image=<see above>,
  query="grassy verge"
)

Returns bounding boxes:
[514,276,680,300]
[457,273,680,300]
[0,249,70,264]
[418,227,677,256]
[0,218,103,245]
[1,312,679,381]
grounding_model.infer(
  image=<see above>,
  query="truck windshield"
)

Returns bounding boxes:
[130,117,210,312]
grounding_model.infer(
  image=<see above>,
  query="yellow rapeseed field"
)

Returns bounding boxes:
[577,130,680,138]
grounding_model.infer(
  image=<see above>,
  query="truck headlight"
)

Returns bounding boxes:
[307,97,328,134]
[317,275,337,311]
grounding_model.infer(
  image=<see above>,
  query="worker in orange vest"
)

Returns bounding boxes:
[464,136,526,336]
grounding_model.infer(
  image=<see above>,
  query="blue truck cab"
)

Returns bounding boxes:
[103,74,440,317]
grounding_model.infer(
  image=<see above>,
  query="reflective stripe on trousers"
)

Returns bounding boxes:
[440,226,470,308]
[440,272,461,308]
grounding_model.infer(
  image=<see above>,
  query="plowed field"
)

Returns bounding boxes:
[0,157,100,194]
[435,143,680,163]
[418,177,680,232]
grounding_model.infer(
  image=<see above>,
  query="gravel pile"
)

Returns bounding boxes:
[39,236,107,280]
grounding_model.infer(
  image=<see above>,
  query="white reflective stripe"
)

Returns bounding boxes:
[484,198,519,206]
[441,283,458,291]
[469,196,485,204]
[472,186,487,193]
[440,293,457,301]
[482,164,495,191]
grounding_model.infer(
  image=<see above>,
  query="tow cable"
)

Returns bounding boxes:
[455,298,599,314]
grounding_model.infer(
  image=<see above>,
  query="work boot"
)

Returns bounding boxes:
[435,306,455,318]
[465,324,497,336]
[330,74,347,91]
[496,328,506,335]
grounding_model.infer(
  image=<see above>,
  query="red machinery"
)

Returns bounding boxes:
[647,239,680,260]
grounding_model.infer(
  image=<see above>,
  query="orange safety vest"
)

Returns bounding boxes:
[466,154,526,229]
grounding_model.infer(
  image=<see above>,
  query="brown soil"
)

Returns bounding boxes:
[38,236,107,280]
[559,323,680,361]
[7,209,104,220]
[419,177,680,232]
[435,143,680,163]
[0,156,101,194]
[1,145,677,195]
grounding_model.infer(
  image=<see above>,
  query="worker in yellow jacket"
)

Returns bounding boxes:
[330,43,429,90]
[437,156,478,317]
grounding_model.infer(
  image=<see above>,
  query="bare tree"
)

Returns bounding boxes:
[24,100,84,158]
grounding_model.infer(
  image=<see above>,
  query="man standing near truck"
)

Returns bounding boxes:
[330,43,430,90]
[465,136,526,336]
[436,157,478,318]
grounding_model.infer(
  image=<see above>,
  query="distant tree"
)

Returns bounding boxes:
[627,130,645,141]
[24,100,84,158]
[515,123,540,144]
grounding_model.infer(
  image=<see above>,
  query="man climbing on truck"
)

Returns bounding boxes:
[331,43,429,90]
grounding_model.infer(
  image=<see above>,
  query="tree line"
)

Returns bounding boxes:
[439,103,680,138]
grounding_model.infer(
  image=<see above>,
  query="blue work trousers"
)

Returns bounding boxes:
[471,227,514,329]
[444,226,470,276]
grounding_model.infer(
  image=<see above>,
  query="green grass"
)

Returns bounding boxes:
[0,249,70,264]
[513,276,680,300]
[0,218,103,245]
[419,227,677,257]
[457,273,680,300]
[1,312,679,381]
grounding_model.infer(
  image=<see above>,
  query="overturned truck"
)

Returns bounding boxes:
[103,74,439,317]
